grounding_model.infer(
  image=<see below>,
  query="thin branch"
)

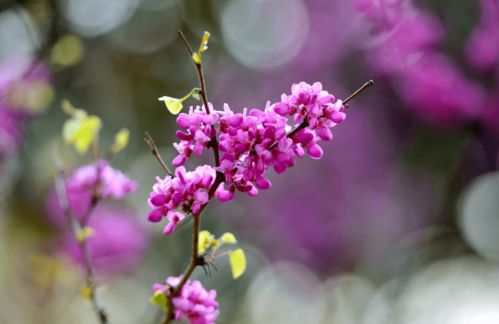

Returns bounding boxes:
[268,79,375,150]
[164,211,203,324]
[162,171,224,324]
[54,172,108,324]
[177,30,194,56]
[145,132,172,176]
[177,30,221,167]
[343,79,374,106]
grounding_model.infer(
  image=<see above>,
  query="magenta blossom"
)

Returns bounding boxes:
[62,204,149,275]
[149,82,347,235]
[67,160,138,199]
[46,160,138,227]
[173,104,219,167]
[0,56,53,152]
[148,165,216,235]
[153,276,219,324]
[466,0,499,72]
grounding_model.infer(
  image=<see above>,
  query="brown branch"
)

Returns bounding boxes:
[145,132,172,176]
[177,30,221,167]
[54,172,108,324]
[162,173,224,324]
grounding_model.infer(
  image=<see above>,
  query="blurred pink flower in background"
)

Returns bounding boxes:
[46,161,138,227]
[466,0,499,72]
[0,56,53,146]
[62,204,149,275]
[45,162,147,275]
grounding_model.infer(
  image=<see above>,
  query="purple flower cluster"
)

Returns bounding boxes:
[0,56,52,153]
[67,160,138,200]
[62,205,149,274]
[466,0,499,72]
[46,160,145,275]
[357,0,488,125]
[173,105,219,167]
[148,82,346,235]
[153,276,219,324]
[148,165,215,235]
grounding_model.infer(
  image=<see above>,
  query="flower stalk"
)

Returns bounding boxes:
[54,170,107,324]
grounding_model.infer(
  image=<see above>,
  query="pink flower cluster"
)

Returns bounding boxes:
[466,0,499,72]
[62,205,149,274]
[153,276,219,324]
[0,57,52,153]
[357,0,487,125]
[46,160,145,275]
[148,166,215,235]
[148,82,346,235]
[68,160,138,200]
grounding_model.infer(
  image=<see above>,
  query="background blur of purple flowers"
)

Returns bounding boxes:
[1,0,499,323]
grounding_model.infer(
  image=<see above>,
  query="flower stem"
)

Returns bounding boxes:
[54,171,108,324]
[177,30,221,167]
[145,132,172,176]
[162,174,224,324]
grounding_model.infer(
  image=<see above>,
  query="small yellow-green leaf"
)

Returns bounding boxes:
[221,232,237,244]
[62,100,102,154]
[149,290,168,312]
[80,286,93,300]
[191,88,201,101]
[158,96,183,115]
[110,128,129,154]
[75,226,95,243]
[70,116,102,154]
[192,53,201,65]
[229,248,246,279]
[199,31,211,54]
[51,34,84,67]
[198,230,211,254]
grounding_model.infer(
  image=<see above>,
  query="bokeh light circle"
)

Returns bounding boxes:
[0,9,38,60]
[64,0,139,37]
[459,171,499,260]
[221,0,309,70]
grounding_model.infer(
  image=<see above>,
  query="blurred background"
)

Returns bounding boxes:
[1,0,499,323]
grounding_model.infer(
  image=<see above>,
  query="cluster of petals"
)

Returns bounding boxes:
[153,276,219,324]
[0,56,52,152]
[148,165,215,235]
[149,82,346,235]
[215,82,345,199]
[358,0,486,125]
[68,159,138,200]
[62,204,149,275]
[173,105,218,167]
[46,160,138,226]
[465,0,499,72]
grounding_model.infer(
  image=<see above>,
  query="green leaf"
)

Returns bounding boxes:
[192,53,201,65]
[110,128,130,154]
[149,290,168,312]
[51,34,84,67]
[192,88,201,101]
[229,248,246,279]
[75,226,95,243]
[192,31,211,65]
[198,230,211,254]
[221,232,237,244]
[158,96,183,115]
[198,31,211,54]
[62,100,102,154]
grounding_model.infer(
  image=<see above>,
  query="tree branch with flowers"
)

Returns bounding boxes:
[146,31,374,324]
